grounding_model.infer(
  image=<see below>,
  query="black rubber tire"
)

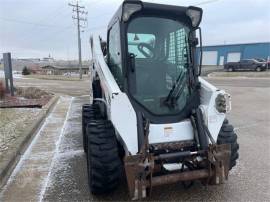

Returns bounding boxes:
[92,80,102,99]
[86,120,122,194]
[217,119,239,170]
[82,104,101,153]
[228,67,234,72]
[255,67,261,72]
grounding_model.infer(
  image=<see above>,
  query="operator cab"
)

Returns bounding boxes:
[107,0,203,123]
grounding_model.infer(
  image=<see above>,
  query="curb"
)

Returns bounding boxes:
[207,70,270,78]
[0,95,59,189]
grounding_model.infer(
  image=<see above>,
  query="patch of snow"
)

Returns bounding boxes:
[57,149,84,159]
[0,99,61,193]
[0,96,73,201]
[38,97,74,202]
[0,70,4,78]
[0,70,23,79]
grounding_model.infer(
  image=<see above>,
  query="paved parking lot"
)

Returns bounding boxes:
[0,77,270,201]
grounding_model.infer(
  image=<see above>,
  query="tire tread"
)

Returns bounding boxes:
[217,119,239,170]
[86,120,121,194]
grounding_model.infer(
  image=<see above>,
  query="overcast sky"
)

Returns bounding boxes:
[0,0,269,60]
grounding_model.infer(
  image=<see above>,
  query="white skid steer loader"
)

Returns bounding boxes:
[82,0,239,200]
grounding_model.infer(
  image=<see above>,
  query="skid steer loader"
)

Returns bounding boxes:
[82,0,239,200]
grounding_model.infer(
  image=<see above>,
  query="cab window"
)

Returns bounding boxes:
[108,22,123,89]
[127,34,155,58]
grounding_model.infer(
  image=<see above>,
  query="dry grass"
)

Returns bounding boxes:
[24,74,88,81]
[16,87,52,99]
[0,108,41,152]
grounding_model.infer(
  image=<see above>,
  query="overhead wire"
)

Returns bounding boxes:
[193,0,221,6]
[18,6,73,40]
[26,25,75,47]
[2,0,221,59]
[0,17,59,27]
[1,0,106,58]
[0,2,73,42]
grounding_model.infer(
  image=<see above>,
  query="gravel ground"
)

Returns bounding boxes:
[0,108,42,153]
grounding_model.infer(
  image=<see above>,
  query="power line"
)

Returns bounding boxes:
[0,5,77,56]
[1,25,74,55]
[31,25,74,46]
[88,12,112,21]
[0,17,58,27]
[17,9,73,42]
[69,1,88,79]
[193,0,220,6]
[0,3,69,27]
[36,4,71,24]
[87,0,106,7]
[0,1,73,42]
[85,25,107,32]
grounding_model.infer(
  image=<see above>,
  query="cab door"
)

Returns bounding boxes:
[107,21,124,90]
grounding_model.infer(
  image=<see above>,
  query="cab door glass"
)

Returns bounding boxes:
[127,16,191,115]
[108,22,123,89]
[127,34,156,58]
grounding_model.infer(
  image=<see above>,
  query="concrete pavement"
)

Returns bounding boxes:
[42,86,270,201]
[0,77,269,201]
[0,96,72,201]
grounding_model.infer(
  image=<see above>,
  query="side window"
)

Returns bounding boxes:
[108,22,123,89]
[166,28,188,68]
[164,28,189,82]
[242,60,250,64]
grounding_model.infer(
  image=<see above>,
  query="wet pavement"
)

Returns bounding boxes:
[0,96,72,201]
[0,77,269,201]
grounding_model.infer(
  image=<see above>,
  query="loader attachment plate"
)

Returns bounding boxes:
[124,144,231,200]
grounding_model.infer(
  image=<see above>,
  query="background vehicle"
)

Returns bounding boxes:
[255,58,266,62]
[83,0,239,200]
[224,59,266,72]
[256,58,270,69]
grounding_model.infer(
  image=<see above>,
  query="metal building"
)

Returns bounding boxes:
[197,42,270,66]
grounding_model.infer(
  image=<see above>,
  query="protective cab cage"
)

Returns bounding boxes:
[106,0,204,121]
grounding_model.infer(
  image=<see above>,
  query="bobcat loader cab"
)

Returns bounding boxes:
[83,0,239,200]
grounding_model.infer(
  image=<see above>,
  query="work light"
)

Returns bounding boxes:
[122,2,142,22]
[186,6,203,28]
[215,93,231,113]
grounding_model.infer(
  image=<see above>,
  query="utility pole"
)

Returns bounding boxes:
[69,1,88,79]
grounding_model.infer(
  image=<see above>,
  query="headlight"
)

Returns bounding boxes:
[262,64,266,67]
[215,93,231,113]
[122,2,142,22]
[186,6,203,28]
